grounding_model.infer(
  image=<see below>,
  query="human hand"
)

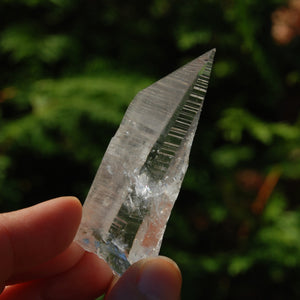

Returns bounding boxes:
[0,197,182,299]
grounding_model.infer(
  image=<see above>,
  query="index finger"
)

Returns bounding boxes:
[0,197,82,286]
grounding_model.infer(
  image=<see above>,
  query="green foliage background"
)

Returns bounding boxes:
[1,0,300,298]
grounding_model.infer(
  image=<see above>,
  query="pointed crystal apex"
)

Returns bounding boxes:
[75,49,215,275]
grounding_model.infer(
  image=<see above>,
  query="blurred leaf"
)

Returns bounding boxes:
[212,145,254,169]
[1,25,74,63]
[177,30,212,51]
[219,108,300,144]
[214,60,237,78]
[0,24,39,61]
[263,192,286,222]
[228,255,254,275]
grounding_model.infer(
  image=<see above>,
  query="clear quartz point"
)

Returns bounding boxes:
[75,49,216,275]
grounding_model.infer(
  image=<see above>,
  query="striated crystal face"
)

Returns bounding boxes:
[75,49,215,275]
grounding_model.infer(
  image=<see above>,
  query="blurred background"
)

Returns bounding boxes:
[0,0,300,298]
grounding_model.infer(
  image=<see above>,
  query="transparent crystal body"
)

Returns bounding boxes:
[75,49,215,275]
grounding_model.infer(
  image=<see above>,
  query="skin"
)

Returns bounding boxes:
[0,197,182,300]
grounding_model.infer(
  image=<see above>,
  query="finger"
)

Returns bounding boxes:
[6,242,84,284]
[42,252,113,300]
[0,196,82,283]
[1,252,113,300]
[106,256,182,300]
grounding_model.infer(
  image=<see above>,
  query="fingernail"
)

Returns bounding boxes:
[138,257,182,300]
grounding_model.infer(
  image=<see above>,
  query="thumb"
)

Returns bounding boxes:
[106,256,182,300]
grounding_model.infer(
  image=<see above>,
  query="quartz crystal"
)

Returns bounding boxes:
[75,49,215,275]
